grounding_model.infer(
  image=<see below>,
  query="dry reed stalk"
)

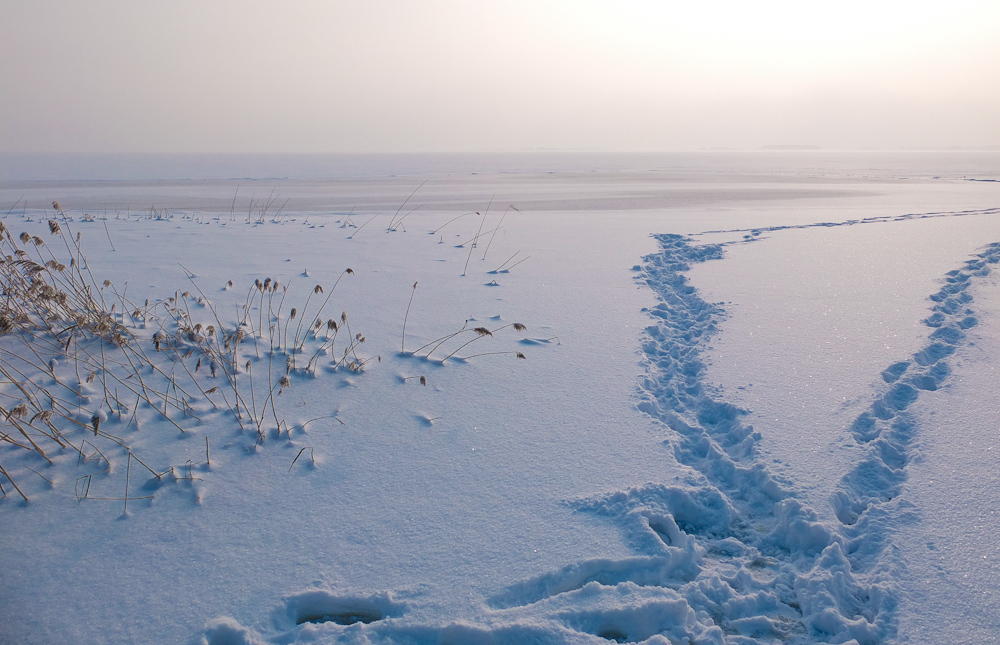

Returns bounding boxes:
[440,323,526,362]
[123,452,131,514]
[0,461,29,501]
[431,211,478,235]
[291,285,326,361]
[412,320,471,358]
[387,180,428,231]
[460,351,528,360]
[401,282,417,354]
[24,466,53,486]
[288,446,314,472]
[463,194,494,276]
[347,215,377,239]
[482,205,518,260]
[491,251,521,273]
[388,203,425,232]
[102,218,116,251]
[502,255,531,272]
[230,185,239,221]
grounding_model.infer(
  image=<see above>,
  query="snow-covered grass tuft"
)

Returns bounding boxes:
[0,223,375,503]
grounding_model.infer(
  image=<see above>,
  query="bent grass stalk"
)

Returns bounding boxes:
[481,205,518,260]
[440,322,527,362]
[388,203,425,232]
[401,281,417,354]
[347,215,377,239]
[463,194,493,276]
[387,180,428,231]
[432,212,478,235]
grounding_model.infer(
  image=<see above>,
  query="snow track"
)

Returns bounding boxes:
[472,233,999,644]
[198,232,1000,644]
[529,233,1000,644]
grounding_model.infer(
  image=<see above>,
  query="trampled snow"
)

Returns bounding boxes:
[1,152,998,644]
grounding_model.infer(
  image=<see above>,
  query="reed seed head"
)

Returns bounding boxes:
[314,285,323,294]
[52,201,60,210]
[513,323,527,331]
[48,220,61,234]
[473,327,492,337]
[6,403,28,420]
[346,268,354,274]
[419,376,426,386]
[30,410,53,424]
[289,308,297,320]
[327,319,337,331]
[516,352,526,359]
[19,232,30,243]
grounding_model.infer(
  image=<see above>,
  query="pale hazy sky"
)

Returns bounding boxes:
[2,1,998,153]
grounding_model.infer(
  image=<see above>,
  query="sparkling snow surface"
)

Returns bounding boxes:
[1,152,998,644]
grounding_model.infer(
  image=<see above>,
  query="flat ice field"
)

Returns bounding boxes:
[1,152,998,644]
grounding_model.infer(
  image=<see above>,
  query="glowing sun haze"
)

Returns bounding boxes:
[2,0,997,153]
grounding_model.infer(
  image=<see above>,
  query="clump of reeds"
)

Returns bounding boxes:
[0,221,372,505]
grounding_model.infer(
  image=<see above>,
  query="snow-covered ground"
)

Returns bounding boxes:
[1,152,998,644]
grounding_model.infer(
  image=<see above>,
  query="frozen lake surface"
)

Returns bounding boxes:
[1,151,998,644]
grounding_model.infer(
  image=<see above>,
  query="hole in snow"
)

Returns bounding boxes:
[296,610,383,626]
[282,590,403,628]
[597,626,630,642]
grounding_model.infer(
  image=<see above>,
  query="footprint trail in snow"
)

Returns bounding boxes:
[199,227,1000,644]
[482,234,1000,643]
